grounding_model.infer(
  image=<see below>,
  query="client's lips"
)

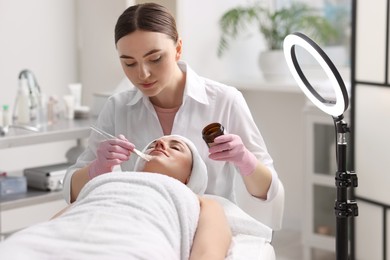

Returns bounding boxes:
[150,149,168,157]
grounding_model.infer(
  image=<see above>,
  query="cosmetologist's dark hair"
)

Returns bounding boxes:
[114,2,178,45]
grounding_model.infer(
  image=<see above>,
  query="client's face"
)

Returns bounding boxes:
[142,136,193,184]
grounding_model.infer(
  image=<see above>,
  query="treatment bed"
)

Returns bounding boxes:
[0,172,284,260]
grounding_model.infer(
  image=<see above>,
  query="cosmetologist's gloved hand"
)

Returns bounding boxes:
[208,134,258,176]
[88,134,135,179]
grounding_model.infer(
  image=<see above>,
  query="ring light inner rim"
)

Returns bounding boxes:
[283,32,348,117]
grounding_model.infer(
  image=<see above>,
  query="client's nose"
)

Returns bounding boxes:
[154,139,167,150]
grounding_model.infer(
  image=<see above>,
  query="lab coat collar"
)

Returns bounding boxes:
[178,61,209,105]
[126,61,209,107]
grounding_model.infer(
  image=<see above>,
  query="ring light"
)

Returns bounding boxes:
[284,32,358,260]
[283,32,349,117]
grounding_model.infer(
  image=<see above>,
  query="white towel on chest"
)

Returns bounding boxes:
[0,172,200,260]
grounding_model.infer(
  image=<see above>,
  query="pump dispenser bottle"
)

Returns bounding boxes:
[13,77,31,125]
[12,69,43,127]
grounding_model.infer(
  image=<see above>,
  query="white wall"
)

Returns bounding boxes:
[0,0,77,109]
[76,0,126,107]
[0,0,78,171]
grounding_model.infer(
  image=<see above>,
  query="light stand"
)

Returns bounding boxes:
[283,32,358,260]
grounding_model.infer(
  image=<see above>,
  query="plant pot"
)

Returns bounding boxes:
[259,46,349,82]
[258,50,294,82]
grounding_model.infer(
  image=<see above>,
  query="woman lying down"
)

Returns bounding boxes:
[0,135,232,259]
[0,135,274,259]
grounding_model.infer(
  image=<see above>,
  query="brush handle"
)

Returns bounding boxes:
[90,125,151,161]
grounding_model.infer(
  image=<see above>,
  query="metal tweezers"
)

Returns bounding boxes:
[90,125,151,162]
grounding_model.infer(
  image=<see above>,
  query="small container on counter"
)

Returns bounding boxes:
[46,95,59,125]
[0,175,27,196]
[0,104,10,128]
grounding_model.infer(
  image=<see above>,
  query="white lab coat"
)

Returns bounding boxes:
[63,61,279,205]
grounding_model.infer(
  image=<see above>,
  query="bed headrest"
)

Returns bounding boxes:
[134,135,208,195]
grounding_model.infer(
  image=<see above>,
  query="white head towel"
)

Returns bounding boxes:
[134,135,208,195]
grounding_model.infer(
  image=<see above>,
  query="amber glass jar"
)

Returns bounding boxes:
[202,123,224,147]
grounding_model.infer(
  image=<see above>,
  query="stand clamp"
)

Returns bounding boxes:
[335,171,358,188]
[335,170,359,218]
[335,200,359,218]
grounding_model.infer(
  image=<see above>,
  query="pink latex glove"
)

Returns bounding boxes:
[208,134,258,176]
[88,134,135,179]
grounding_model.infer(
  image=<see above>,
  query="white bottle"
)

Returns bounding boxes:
[47,95,57,124]
[2,105,10,127]
[14,78,31,125]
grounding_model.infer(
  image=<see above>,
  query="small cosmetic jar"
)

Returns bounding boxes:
[202,123,224,147]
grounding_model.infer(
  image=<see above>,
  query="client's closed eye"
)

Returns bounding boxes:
[170,145,180,151]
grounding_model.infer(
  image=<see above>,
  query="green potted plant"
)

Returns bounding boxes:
[218,2,339,80]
